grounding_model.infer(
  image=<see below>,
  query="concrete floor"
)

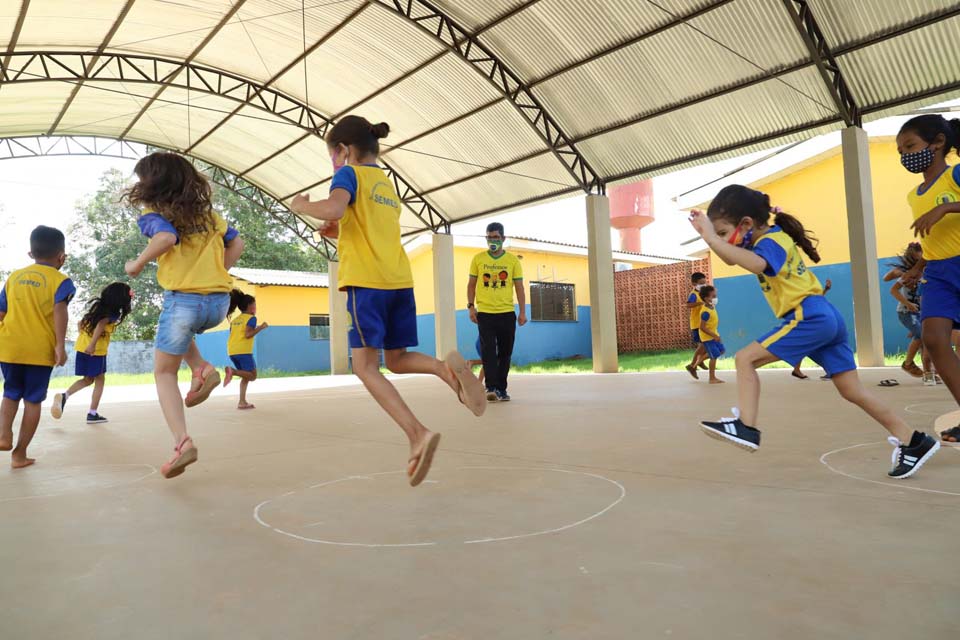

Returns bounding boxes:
[1,369,958,640]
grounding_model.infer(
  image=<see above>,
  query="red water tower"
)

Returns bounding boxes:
[609,181,655,254]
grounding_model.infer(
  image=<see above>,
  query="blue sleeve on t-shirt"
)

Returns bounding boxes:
[137,213,179,243]
[687,292,697,303]
[224,226,239,244]
[753,237,787,277]
[701,311,710,322]
[952,165,960,185]
[0,287,7,313]
[330,166,358,205]
[55,279,76,304]
[247,316,257,328]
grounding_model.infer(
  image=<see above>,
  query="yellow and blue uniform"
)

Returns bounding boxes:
[687,288,704,344]
[752,227,855,376]
[138,210,237,355]
[227,312,257,372]
[0,264,76,403]
[332,164,417,350]
[74,316,119,378]
[908,165,960,324]
[699,305,725,360]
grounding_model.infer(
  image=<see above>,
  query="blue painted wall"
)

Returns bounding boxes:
[712,255,911,357]
[197,325,331,372]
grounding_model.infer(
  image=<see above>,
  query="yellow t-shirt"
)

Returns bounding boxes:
[470,251,524,314]
[698,304,719,342]
[752,227,823,318]
[687,288,704,331]
[0,264,75,366]
[332,165,414,291]
[227,313,256,355]
[75,318,119,356]
[907,165,960,261]
[138,210,236,294]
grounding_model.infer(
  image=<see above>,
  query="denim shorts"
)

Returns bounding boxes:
[897,310,922,340]
[156,291,229,356]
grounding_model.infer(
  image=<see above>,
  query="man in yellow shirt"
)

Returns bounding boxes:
[467,223,527,402]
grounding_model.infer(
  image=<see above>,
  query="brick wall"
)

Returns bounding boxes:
[614,257,712,353]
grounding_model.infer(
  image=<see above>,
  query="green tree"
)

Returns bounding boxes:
[66,168,328,340]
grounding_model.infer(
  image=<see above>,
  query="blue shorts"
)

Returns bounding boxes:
[156,291,230,356]
[691,329,701,345]
[1,362,53,404]
[346,287,418,350]
[702,340,726,360]
[757,295,856,376]
[230,354,256,372]
[75,352,107,378]
[919,256,960,327]
[897,310,922,340]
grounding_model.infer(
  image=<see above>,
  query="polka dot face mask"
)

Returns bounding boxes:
[900,146,934,174]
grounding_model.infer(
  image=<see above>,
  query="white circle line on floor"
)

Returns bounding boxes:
[819,442,960,497]
[904,402,956,416]
[253,466,627,548]
[0,463,158,504]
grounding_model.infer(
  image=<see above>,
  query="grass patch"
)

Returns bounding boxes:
[512,349,909,375]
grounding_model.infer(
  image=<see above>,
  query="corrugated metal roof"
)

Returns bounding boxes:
[2,0,960,237]
[230,267,329,288]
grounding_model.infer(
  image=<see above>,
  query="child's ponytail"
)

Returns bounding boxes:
[773,210,821,264]
[228,288,255,316]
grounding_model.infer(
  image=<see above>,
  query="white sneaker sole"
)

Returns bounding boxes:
[699,423,759,453]
[51,394,64,420]
[86,419,109,425]
[889,441,940,479]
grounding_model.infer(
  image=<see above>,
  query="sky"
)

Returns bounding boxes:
[0,101,956,272]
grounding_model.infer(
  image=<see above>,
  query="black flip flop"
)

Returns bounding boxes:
[878,379,900,387]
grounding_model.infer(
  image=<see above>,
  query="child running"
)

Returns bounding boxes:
[896,115,960,443]
[697,285,725,384]
[690,185,939,479]
[883,242,932,383]
[685,272,709,379]
[290,115,485,487]
[0,226,75,468]
[51,282,132,424]
[124,152,244,479]
[223,288,268,410]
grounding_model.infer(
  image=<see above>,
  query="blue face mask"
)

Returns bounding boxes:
[901,147,934,174]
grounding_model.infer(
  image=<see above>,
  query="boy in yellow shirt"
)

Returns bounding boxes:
[697,285,725,384]
[0,226,75,468]
[291,114,485,487]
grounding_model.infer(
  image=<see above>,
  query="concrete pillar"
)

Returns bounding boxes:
[841,126,884,367]
[586,194,619,373]
[327,260,350,375]
[432,232,457,359]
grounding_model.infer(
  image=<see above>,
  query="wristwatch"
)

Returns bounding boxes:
[467,303,475,308]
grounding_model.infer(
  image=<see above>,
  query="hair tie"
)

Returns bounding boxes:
[770,206,783,214]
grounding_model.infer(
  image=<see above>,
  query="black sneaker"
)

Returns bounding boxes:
[86,413,109,425]
[51,393,66,419]
[700,409,761,452]
[485,389,498,402]
[495,390,511,402]
[888,431,939,479]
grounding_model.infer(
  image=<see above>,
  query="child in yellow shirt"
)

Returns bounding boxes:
[223,288,268,410]
[0,226,75,468]
[291,115,485,487]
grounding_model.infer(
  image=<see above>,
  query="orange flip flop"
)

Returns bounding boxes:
[408,432,441,487]
[445,351,486,417]
[161,435,197,479]
[185,366,220,408]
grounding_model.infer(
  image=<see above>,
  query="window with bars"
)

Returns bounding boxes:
[530,282,577,322]
[309,314,330,340]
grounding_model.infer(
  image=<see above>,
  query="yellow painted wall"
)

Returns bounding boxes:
[710,140,929,278]
[410,246,656,314]
[210,280,330,331]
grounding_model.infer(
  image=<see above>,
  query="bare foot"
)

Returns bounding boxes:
[223,366,234,388]
[0,435,11,451]
[709,378,725,384]
[11,455,35,468]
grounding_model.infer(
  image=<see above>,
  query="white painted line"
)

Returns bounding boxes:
[0,463,157,504]
[819,442,960,497]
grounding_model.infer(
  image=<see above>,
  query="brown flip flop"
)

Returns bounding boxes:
[445,351,486,417]
[409,432,441,487]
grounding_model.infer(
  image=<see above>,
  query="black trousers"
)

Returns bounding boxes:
[477,311,517,393]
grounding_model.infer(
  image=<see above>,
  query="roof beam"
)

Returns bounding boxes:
[184,1,369,154]
[47,0,138,136]
[780,0,860,127]
[118,0,249,141]
[373,0,603,194]
[0,0,30,92]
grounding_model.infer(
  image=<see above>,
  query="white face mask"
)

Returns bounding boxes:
[694,284,705,291]
[712,297,718,306]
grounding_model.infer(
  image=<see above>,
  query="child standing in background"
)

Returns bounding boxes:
[685,272,709,379]
[0,226,75,468]
[124,152,244,479]
[224,288,268,410]
[51,282,132,424]
[697,285,725,384]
